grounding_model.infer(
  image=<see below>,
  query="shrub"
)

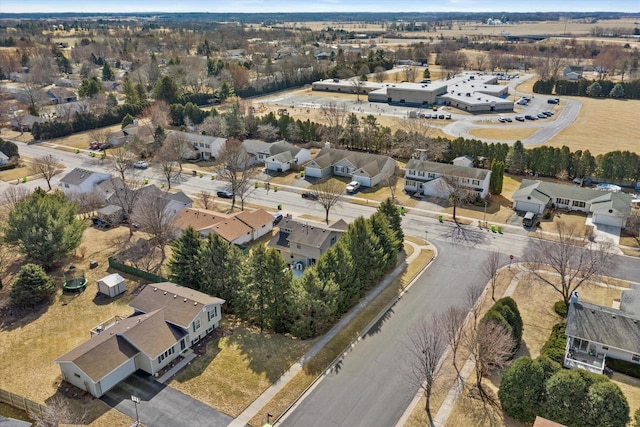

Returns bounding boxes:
[499,357,546,422]
[540,322,567,364]
[482,297,523,353]
[606,358,640,379]
[584,381,630,427]
[554,300,568,318]
[634,407,640,427]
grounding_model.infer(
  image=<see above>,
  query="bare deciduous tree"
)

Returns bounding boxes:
[143,100,170,128]
[442,305,468,377]
[320,101,348,146]
[199,190,213,210]
[34,395,86,427]
[350,77,366,102]
[69,190,106,219]
[403,313,448,425]
[437,175,477,222]
[29,154,63,190]
[482,251,501,302]
[465,320,515,401]
[89,128,110,145]
[166,132,195,175]
[130,188,176,261]
[1,186,31,214]
[110,146,136,180]
[526,220,617,304]
[155,142,181,190]
[311,178,343,223]
[216,138,255,210]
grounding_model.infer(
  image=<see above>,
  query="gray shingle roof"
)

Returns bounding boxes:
[406,159,489,180]
[513,179,631,213]
[566,300,640,354]
[59,168,108,185]
[269,219,345,250]
[310,147,393,176]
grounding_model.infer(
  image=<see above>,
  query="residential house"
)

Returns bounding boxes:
[171,131,227,160]
[304,147,395,188]
[564,289,640,375]
[97,179,192,221]
[55,282,224,397]
[269,218,348,269]
[58,168,111,196]
[0,151,8,165]
[563,66,584,81]
[173,207,274,244]
[452,155,474,168]
[404,158,491,198]
[243,139,274,165]
[47,87,77,104]
[10,114,46,132]
[265,140,311,173]
[512,180,632,227]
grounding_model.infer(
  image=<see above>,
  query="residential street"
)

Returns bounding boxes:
[6,139,640,427]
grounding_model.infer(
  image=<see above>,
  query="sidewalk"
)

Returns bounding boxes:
[229,240,429,427]
[156,349,197,384]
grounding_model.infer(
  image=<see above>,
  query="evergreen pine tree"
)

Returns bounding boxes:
[167,227,203,290]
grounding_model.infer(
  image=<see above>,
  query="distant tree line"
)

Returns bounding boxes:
[533,78,640,99]
[167,199,403,338]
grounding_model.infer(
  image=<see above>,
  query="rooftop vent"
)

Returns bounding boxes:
[184,298,187,302]
[194,302,198,306]
[173,295,177,298]
[612,314,616,318]
[163,291,167,295]
[154,288,158,291]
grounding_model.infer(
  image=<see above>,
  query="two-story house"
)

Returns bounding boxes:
[55,282,224,397]
[58,168,112,197]
[265,140,312,173]
[268,218,348,269]
[404,158,491,198]
[173,207,274,244]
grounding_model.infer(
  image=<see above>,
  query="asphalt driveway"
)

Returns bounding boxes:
[101,371,234,427]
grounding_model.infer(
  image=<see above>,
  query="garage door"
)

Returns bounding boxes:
[592,214,624,227]
[97,357,137,396]
[304,167,322,178]
[515,200,543,214]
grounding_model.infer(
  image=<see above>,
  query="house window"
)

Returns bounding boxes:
[335,166,344,173]
[602,346,609,351]
[556,198,570,205]
[633,354,640,362]
[572,338,590,353]
[427,173,436,179]
[208,307,218,321]
[408,170,415,176]
[193,319,201,332]
[64,183,69,188]
[330,236,336,246]
[296,243,301,249]
[572,201,586,208]
[472,179,480,186]
[417,171,425,177]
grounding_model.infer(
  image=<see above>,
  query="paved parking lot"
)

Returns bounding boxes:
[102,371,235,427]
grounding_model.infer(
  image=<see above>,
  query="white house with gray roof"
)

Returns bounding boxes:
[305,147,395,188]
[170,131,227,160]
[564,289,640,375]
[58,168,111,196]
[512,179,632,227]
[55,282,224,397]
[265,140,311,172]
[404,158,491,198]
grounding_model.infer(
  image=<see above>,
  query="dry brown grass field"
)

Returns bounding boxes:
[468,127,538,142]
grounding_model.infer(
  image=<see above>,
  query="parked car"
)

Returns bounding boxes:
[543,111,554,116]
[273,213,283,224]
[504,117,513,122]
[99,142,111,150]
[346,181,361,193]
[301,191,319,200]
[498,117,507,122]
[524,115,537,121]
[134,161,148,169]
[522,211,537,228]
[547,98,560,104]
[217,190,234,198]
[445,114,452,119]
[438,114,445,119]
[89,141,100,150]
[515,116,525,122]
[537,113,548,119]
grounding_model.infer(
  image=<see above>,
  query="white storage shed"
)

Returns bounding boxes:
[97,273,126,297]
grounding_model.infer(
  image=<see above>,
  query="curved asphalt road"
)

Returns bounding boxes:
[280,241,493,427]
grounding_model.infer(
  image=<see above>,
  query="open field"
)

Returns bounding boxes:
[543,97,640,155]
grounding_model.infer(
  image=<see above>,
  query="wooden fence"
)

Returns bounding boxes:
[0,387,45,418]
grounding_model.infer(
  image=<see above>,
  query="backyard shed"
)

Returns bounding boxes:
[97,273,126,297]
[96,204,124,225]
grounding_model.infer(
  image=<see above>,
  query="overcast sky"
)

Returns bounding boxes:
[1,0,638,14]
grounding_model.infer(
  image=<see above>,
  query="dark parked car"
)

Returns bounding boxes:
[301,191,319,200]
[547,98,560,104]
[217,190,234,198]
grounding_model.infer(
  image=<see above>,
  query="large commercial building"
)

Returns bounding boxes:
[312,72,513,113]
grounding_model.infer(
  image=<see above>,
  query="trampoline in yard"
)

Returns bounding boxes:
[62,265,87,292]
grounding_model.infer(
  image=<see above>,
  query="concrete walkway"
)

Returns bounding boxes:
[229,239,431,427]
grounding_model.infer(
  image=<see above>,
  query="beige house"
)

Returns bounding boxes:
[55,282,224,397]
[304,147,395,188]
[173,207,274,244]
[269,218,348,269]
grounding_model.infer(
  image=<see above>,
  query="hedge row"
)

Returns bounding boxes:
[481,296,523,354]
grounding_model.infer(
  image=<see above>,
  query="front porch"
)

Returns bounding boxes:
[563,339,606,375]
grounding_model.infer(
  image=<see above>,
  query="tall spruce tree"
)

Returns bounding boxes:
[341,217,384,294]
[291,269,338,339]
[315,242,356,315]
[167,227,203,290]
[198,233,242,307]
[10,263,56,307]
[377,197,404,244]
[3,188,86,270]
